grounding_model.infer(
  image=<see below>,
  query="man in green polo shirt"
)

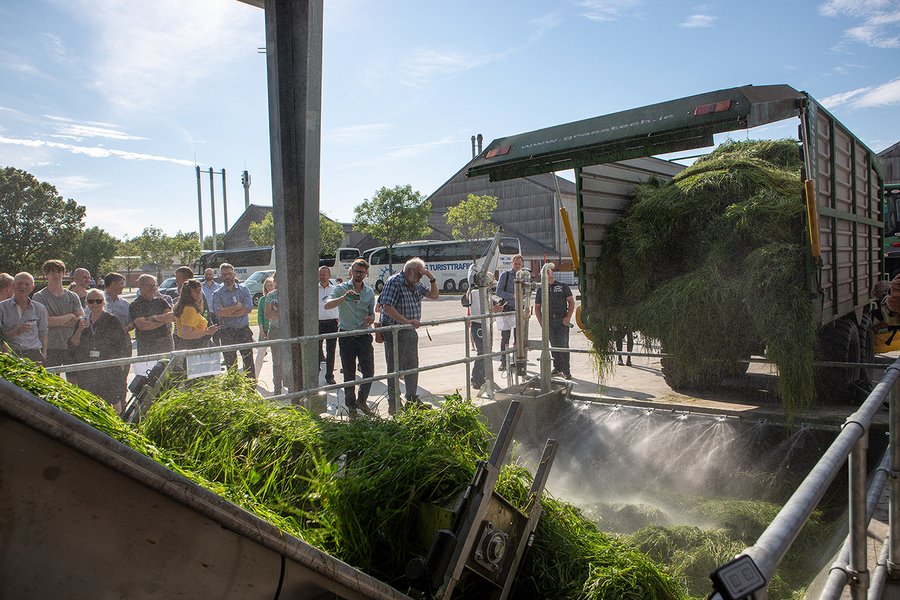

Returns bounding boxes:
[325,258,376,418]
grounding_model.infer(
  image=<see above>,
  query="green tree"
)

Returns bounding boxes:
[249,212,275,246]
[97,239,142,288]
[320,213,345,256]
[0,166,85,273]
[132,226,173,280]
[172,230,202,268]
[445,194,499,259]
[353,185,431,273]
[203,233,225,250]
[69,226,119,278]
[248,211,345,256]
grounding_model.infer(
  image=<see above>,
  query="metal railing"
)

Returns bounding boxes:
[708,358,900,600]
[44,307,523,416]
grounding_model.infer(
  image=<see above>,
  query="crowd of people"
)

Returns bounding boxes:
[0,254,583,419]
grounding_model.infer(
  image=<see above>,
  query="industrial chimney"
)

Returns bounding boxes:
[477,134,483,154]
[471,135,477,159]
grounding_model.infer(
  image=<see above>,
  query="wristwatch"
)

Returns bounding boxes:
[428,277,436,283]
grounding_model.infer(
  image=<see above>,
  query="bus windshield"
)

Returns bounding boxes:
[197,247,275,278]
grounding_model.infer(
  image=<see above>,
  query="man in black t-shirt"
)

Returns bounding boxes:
[129,274,175,356]
[534,266,575,379]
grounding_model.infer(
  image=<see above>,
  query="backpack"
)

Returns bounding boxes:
[460,289,472,307]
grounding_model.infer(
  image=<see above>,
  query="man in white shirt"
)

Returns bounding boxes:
[317,266,339,385]
[0,272,48,362]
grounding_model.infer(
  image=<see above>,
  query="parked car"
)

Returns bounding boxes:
[159,277,178,299]
[244,269,276,306]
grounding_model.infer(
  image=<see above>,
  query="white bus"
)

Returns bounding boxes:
[198,246,360,279]
[364,237,521,292]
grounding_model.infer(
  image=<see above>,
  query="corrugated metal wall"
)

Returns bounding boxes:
[813,109,883,325]
[578,157,685,296]
[428,171,577,257]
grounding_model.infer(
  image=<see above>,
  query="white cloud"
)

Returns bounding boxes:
[819,0,900,48]
[821,77,900,109]
[53,175,104,193]
[65,0,262,112]
[43,115,148,142]
[575,0,643,22]
[680,14,717,28]
[531,10,565,42]
[0,135,196,166]
[325,123,393,143]
[397,49,484,88]
[346,136,457,168]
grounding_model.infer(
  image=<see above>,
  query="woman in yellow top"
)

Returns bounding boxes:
[174,280,220,349]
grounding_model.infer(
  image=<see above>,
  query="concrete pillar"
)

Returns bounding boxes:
[264,0,323,408]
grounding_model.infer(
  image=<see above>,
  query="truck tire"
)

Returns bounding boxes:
[816,317,861,403]
[459,279,469,292]
[858,309,875,387]
[443,279,456,292]
[375,280,384,293]
[660,356,720,391]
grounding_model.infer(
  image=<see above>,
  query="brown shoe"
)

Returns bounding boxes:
[358,403,377,417]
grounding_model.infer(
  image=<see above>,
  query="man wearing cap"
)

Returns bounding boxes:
[534,264,575,379]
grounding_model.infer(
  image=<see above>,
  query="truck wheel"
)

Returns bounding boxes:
[375,280,384,293]
[459,279,469,292]
[816,317,861,403]
[858,309,875,387]
[660,355,720,391]
[252,292,262,307]
[443,279,456,292]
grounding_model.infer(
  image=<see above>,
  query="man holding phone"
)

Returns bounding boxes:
[0,272,48,362]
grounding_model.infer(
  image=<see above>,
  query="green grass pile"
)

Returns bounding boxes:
[497,466,684,599]
[0,355,684,598]
[625,497,830,600]
[586,139,816,410]
[0,354,303,536]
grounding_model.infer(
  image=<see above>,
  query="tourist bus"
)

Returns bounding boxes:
[197,246,360,279]
[364,237,521,292]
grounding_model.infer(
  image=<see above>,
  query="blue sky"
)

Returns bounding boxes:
[1,0,898,240]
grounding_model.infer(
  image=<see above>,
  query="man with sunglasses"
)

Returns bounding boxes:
[325,258,377,418]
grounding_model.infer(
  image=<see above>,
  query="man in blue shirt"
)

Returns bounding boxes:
[379,257,439,414]
[0,272,48,363]
[211,262,255,379]
[325,258,377,417]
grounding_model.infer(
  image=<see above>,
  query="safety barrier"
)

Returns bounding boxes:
[708,357,900,600]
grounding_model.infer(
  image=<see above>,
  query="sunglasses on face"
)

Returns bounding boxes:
[86,298,104,305]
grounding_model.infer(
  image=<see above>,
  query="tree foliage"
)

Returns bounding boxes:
[132,227,174,280]
[249,212,275,246]
[353,185,431,271]
[69,226,119,278]
[249,211,346,256]
[0,166,85,273]
[446,194,498,257]
[172,231,202,268]
[320,213,345,256]
[203,233,225,250]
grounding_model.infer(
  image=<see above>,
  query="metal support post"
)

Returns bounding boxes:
[195,166,204,248]
[890,382,900,577]
[464,317,472,401]
[539,264,551,393]
[221,168,228,234]
[514,269,532,381]
[848,432,870,599]
[479,286,497,399]
[391,327,401,409]
[209,167,217,251]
